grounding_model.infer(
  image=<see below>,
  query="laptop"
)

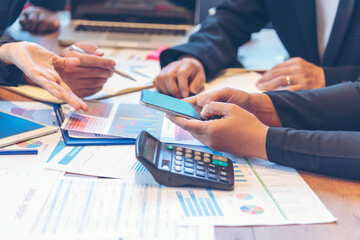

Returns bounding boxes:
[59,0,200,49]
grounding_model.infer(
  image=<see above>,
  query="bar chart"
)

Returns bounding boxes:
[109,105,164,138]
[176,189,224,217]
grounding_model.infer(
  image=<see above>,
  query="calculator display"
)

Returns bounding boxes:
[143,136,157,164]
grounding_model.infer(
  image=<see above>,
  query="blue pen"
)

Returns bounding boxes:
[0,149,38,155]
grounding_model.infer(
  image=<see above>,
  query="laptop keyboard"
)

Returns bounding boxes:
[75,25,186,36]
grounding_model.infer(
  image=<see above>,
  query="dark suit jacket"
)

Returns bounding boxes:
[265,81,360,181]
[0,0,65,86]
[160,0,360,85]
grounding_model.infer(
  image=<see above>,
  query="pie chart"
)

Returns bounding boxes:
[240,205,264,215]
[16,139,43,149]
[235,193,253,200]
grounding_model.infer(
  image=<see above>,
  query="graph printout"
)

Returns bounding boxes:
[61,102,164,139]
[45,142,144,179]
[28,177,214,240]
[173,156,336,226]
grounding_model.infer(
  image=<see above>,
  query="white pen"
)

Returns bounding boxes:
[69,45,137,81]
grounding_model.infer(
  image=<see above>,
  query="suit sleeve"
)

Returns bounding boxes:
[160,0,269,79]
[265,82,360,131]
[264,81,360,180]
[0,40,23,86]
[30,0,66,11]
[323,66,360,86]
[266,127,360,180]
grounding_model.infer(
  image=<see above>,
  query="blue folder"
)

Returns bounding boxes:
[53,104,135,146]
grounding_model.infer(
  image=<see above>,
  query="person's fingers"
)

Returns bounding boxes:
[189,71,205,94]
[34,75,63,100]
[159,64,182,97]
[74,42,105,56]
[257,75,289,91]
[19,13,28,28]
[76,54,115,69]
[200,102,235,119]
[176,66,191,98]
[164,73,181,98]
[62,66,112,79]
[52,55,81,69]
[54,80,89,111]
[73,78,108,88]
[74,86,104,98]
[36,13,56,33]
[25,10,40,32]
[166,115,205,134]
[153,76,167,95]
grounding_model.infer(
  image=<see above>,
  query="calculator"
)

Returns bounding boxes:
[135,131,234,190]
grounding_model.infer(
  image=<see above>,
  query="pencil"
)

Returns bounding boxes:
[0,149,38,155]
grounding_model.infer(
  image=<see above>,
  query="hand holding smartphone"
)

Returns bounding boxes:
[140,89,202,120]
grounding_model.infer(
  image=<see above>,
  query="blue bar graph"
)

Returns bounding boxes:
[131,161,148,173]
[185,198,197,216]
[189,190,203,216]
[198,198,210,216]
[176,190,224,217]
[207,189,224,216]
[176,192,190,217]
[205,198,217,216]
[58,146,84,165]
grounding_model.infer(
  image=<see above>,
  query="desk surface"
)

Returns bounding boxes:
[1,12,360,240]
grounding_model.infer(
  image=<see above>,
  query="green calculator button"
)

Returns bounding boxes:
[213,160,228,167]
[166,144,174,150]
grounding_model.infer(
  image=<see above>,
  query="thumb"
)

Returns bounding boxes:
[73,42,104,56]
[201,102,234,119]
[53,55,80,69]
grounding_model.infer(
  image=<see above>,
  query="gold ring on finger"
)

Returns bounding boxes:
[285,75,291,86]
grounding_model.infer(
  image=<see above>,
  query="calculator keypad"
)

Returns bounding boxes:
[169,146,231,184]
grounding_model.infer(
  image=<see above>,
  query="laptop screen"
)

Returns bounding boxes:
[71,0,197,25]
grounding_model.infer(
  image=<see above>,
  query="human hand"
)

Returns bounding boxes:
[256,57,326,91]
[56,42,116,97]
[0,42,88,111]
[167,102,269,159]
[154,56,206,98]
[19,6,60,33]
[185,88,252,110]
[184,88,281,126]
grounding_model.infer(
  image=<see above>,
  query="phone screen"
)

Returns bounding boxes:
[140,90,201,120]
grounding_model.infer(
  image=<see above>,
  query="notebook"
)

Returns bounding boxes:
[59,0,199,49]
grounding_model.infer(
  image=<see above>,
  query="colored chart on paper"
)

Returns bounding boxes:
[240,205,264,215]
[235,193,253,200]
[131,161,148,173]
[108,105,164,138]
[176,189,224,217]
[233,165,247,182]
[16,139,43,148]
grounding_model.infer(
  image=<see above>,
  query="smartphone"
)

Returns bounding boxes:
[140,89,202,120]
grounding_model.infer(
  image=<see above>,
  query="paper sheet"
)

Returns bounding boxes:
[45,143,140,179]
[61,103,164,139]
[28,177,214,240]
[0,170,61,240]
[172,156,336,226]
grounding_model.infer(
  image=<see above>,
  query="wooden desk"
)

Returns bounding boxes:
[2,13,360,240]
